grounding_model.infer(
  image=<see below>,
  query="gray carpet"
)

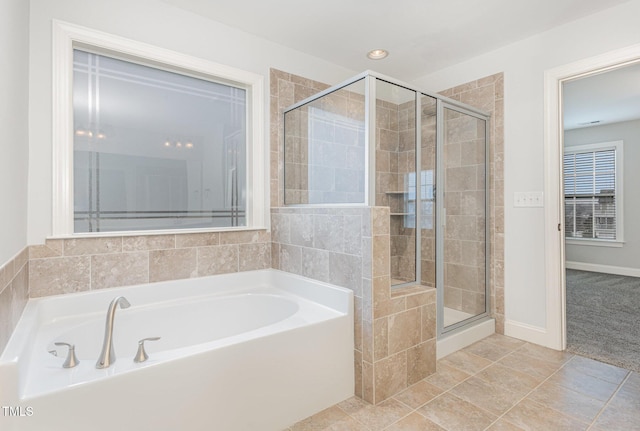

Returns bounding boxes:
[566,269,640,372]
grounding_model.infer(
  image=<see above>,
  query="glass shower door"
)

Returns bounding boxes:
[419,95,437,288]
[440,105,489,330]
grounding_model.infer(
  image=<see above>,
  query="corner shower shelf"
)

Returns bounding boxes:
[390,213,411,216]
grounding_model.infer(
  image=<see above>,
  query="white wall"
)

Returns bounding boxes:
[565,119,640,271]
[412,0,640,342]
[0,0,30,264]
[27,0,356,244]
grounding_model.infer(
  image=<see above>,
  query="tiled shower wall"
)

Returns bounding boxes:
[440,74,505,333]
[375,98,418,284]
[271,69,436,404]
[283,83,366,205]
[442,109,488,317]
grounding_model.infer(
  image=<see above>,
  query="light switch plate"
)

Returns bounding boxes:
[514,191,544,207]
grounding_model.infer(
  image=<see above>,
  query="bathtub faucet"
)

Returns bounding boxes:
[96,296,131,369]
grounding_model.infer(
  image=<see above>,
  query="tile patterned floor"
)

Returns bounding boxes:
[285,334,640,431]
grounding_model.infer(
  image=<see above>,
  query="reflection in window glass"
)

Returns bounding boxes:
[73,50,246,232]
[404,170,434,229]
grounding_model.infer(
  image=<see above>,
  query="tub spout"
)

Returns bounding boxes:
[96,296,131,369]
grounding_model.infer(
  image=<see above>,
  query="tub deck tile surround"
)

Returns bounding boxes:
[285,334,638,431]
[27,230,271,297]
[0,247,29,352]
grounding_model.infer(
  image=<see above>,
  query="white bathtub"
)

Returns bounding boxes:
[0,269,354,431]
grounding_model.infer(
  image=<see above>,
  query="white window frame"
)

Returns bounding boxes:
[564,140,624,247]
[52,20,265,236]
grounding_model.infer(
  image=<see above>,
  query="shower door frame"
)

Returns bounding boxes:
[282,70,492,338]
[436,101,492,338]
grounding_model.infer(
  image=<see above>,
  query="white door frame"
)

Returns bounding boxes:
[543,43,640,350]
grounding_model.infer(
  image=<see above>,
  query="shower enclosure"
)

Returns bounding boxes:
[283,71,490,338]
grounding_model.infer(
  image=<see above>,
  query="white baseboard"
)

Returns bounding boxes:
[504,319,560,349]
[437,318,495,359]
[566,261,640,278]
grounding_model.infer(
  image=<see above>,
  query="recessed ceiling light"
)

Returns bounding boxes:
[367,49,388,60]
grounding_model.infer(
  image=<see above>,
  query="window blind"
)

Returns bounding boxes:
[564,148,616,240]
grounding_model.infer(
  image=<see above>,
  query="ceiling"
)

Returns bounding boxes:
[159,0,639,129]
[161,0,631,81]
[563,62,640,130]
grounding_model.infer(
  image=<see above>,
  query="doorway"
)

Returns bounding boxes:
[562,63,640,370]
[543,43,640,362]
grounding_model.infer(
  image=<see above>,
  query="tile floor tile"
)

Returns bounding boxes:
[392,380,444,409]
[526,380,606,423]
[563,355,629,385]
[498,351,562,380]
[346,398,411,431]
[287,335,636,431]
[449,376,522,416]
[463,338,516,362]
[425,363,471,390]
[485,419,526,430]
[290,406,349,431]
[418,393,497,431]
[547,366,619,402]
[324,416,369,431]
[439,350,493,375]
[516,343,573,367]
[503,399,589,431]
[483,334,526,351]
[384,412,445,431]
[592,403,640,431]
[475,363,541,396]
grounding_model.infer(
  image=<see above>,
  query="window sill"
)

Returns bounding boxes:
[565,239,624,248]
[47,226,268,240]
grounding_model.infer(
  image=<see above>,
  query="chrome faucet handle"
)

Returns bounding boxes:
[54,342,79,368]
[134,337,161,363]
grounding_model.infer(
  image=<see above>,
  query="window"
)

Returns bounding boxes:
[564,141,623,243]
[404,170,434,229]
[53,21,265,235]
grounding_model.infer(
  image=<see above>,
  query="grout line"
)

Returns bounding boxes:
[483,350,615,430]
[586,371,632,430]
[481,352,567,430]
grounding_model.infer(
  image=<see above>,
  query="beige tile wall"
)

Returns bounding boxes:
[283,83,366,205]
[440,73,504,333]
[442,108,488,317]
[271,206,436,405]
[27,231,271,297]
[0,248,29,353]
[271,69,436,405]
[376,97,418,284]
[271,69,330,208]
[363,207,437,404]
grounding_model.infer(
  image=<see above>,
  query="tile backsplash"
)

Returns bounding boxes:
[28,230,271,297]
[0,248,29,352]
